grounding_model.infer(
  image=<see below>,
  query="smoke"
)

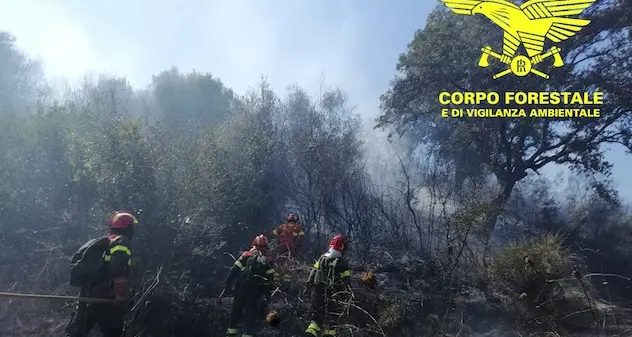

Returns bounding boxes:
[361,119,414,184]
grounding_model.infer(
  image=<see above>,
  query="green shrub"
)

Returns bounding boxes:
[491,232,570,293]
[491,232,600,332]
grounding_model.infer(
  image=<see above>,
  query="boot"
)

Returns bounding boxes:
[304,321,320,337]
[323,329,336,336]
[282,273,292,284]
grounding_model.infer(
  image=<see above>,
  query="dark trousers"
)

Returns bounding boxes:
[228,287,264,336]
[65,302,126,337]
[306,285,345,336]
[309,285,327,326]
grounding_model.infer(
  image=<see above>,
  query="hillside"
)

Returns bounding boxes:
[0,1,632,336]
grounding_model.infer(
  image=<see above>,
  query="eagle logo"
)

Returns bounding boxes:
[440,0,596,79]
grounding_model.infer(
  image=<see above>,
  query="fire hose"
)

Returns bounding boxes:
[0,269,163,306]
[0,291,114,304]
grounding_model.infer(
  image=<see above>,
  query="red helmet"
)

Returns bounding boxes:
[108,211,138,229]
[329,234,347,252]
[252,234,269,249]
[287,213,298,222]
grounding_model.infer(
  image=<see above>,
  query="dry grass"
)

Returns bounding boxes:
[488,232,612,334]
[491,232,571,293]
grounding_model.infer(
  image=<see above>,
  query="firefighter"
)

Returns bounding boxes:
[224,234,277,337]
[304,234,352,337]
[272,213,304,285]
[65,210,137,337]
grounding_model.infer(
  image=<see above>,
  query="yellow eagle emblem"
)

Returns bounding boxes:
[440,0,596,79]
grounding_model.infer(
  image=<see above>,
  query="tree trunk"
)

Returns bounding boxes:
[483,178,518,243]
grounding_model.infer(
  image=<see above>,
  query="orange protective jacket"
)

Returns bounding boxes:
[273,222,304,252]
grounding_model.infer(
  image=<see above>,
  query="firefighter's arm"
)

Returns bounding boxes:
[338,259,352,286]
[225,253,246,290]
[272,225,280,236]
[265,259,277,291]
[306,258,319,286]
[294,225,305,246]
[108,237,132,300]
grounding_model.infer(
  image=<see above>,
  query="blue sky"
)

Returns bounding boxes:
[1,0,630,201]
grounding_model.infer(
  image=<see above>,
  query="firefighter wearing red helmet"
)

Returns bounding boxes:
[65,210,138,337]
[303,234,351,337]
[272,212,305,285]
[224,234,277,337]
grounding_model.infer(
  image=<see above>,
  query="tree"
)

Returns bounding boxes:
[145,68,237,226]
[277,84,368,249]
[0,31,47,113]
[163,81,282,254]
[377,3,632,239]
[150,67,235,130]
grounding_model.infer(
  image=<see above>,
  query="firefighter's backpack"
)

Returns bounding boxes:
[69,237,109,287]
[243,253,270,287]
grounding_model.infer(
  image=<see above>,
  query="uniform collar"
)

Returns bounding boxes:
[323,248,342,259]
